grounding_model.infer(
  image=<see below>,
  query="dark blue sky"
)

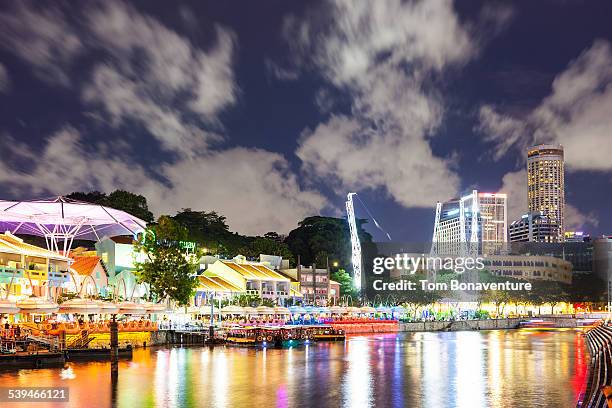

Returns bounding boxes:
[0,0,610,240]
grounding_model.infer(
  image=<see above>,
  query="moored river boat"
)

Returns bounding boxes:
[223,326,321,347]
[308,325,345,341]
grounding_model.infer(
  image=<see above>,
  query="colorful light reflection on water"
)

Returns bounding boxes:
[0,329,586,408]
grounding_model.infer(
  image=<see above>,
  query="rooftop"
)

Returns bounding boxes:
[71,256,102,276]
[0,231,70,261]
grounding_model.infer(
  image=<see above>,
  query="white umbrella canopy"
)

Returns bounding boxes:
[273,306,290,315]
[346,306,361,314]
[360,306,376,314]
[0,299,20,314]
[0,196,147,254]
[200,307,221,315]
[289,306,307,315]
[16,296,59,314]
[116,301,146,315]
[256,306,275,314]
[59,298,101,314]
[143,302,166,313]
[243,307,258,316]
[222,305,245,315]
[97,301,120,315]
[329,306,347,314]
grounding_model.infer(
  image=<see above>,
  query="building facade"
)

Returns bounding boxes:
[205,257,302,305]
[281,265,340,306]
[593,237,612,309]
[69,255,109,297]
[527,144,565,242]
[508,212,561,243]
[95,236,147,300]
[564,231,591,243]
[481,254,572,284]
[431,190,507,256]
[0,232,71,299]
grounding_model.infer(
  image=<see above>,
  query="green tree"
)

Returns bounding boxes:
[263,232,283,242]
[261,298,276,307]
[529,280,569,314]
[397,274,442,319]
[106,190,154,223]
[172,209,250,255]
[231,294,262,307]
[331,269,359,300]
[476,271,531,316]
[567,273,606,303]
[242,237,295,264]
[285,216,372,272]
[134,217,199,306]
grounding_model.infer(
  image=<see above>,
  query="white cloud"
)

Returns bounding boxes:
[0,127,328,235]
[0,127,155,196]
[477,106,528,160]
[264,59,300,81]
[0,1,237,157]
[0,2,327,234]
[0,64,8,92]
[290,0,472,206]
[86,2,237,120]
[290,0,473,85]
[82,1,237,157]
[565,204,599,231]
[498,168,596,230]
[297,114,459,207]
[478,40,612,171]
[156,150,328,234]
[499,169,527,223]
[82,64,222,157]
[0,2,83,85]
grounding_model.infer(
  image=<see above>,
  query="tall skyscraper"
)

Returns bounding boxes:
[431,190,507,256]
[527,144,565,242]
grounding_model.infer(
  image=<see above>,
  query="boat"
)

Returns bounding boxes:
[308,325,345,341]
[277,326,311,347]
[224,327,262,346]
[224,326,312,347]
[518,319,556,330]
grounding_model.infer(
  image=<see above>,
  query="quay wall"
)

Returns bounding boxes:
[150,330,209,346]
[399,316,580,332]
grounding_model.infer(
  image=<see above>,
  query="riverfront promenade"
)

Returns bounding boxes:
[399,315,598,333]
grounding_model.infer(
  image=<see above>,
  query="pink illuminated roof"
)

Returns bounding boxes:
[0,196,147,243]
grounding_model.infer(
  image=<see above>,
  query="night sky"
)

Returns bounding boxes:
[0,1,611,241]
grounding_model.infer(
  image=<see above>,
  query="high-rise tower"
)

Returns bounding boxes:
[431,190,507,256]
[526,144,565,242]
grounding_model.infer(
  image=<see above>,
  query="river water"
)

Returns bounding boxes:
[0,329,587,408]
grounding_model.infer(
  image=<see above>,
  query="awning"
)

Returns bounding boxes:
[222,261,290,282]
[197,274,245,293]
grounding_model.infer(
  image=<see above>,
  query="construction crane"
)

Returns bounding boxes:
[345,193,362,289]
[345,192,391,290]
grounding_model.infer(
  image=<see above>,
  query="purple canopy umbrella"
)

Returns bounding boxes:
[0,196,147,255]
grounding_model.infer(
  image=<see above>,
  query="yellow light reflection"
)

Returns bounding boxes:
[343,336,372,407]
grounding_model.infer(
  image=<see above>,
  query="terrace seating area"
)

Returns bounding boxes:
[581,321,612,407]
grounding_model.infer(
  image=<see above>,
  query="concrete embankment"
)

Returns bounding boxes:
[149,330,209,346]
[0,352,65,368]
[399,316,582,332]
[399,318,522,332]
